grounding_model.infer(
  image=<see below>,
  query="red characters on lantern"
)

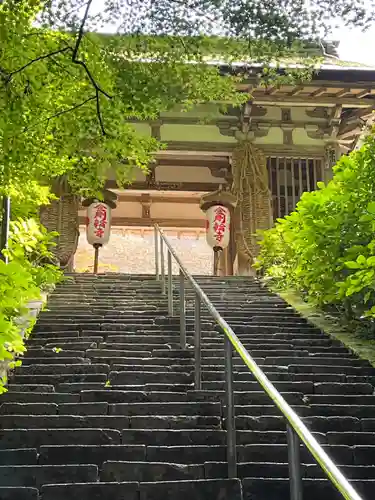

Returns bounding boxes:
[93,203,108,238]
[205,205,230,249]
[86,202,112,246]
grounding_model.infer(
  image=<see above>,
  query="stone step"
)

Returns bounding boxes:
[206,462,375,479]
[289,364,375,375]
[306,395,375,405]
[108,401,221,416]
[28,336,104,346]
[121,429,226,446]
[234,415,362,433]
[0,413,222,431]
[4,272,373,498]
[327,432,375,445]
[39,342,99,350]
[23,349,86,358]
[11,374,108,385]
[310,405,375,418]
[236,443,353,465]
[265,357,370,367]
[0,487,39,500]
[101,460,203,482]
[0,464,98,487]
[0,449,38,465]
[122,429,317,447]
[202,370,349,383]
[201,380,314,392]
[88,357,197,366]
[0,428,121,448]
[188,389,304,405]
[21,357,89,366]
[39,445,146,465]
[16,364,110,375]
[6,385,55,393]
[241,477,373,500]
[353,446,375,465]
[40,479,243,500]
[80,390,190,403]
[1,392,80,403]
[99,343,177,351]
[0,402,109,416]
[108,371,193,385]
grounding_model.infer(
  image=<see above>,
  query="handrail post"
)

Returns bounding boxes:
[287,424,303,500]
[194,293,202,390]
[225,334,237,478]
[154,225,159,281]
[160,234,166,295]
[167,250,173,316]
[179,269,186,349]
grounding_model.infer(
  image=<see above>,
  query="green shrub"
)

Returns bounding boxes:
[256,134,375,326]
[0,218,62,393]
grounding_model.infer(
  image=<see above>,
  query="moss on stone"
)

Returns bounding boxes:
[278,289,375,368]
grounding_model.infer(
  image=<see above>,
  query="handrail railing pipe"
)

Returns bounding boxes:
[153,224,363,500]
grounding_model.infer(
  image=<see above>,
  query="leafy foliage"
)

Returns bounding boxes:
[256,134,375,329]
[0,218,63,394]
[2,0,373,207]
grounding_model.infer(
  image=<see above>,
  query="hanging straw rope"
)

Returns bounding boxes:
[231,140,272,268]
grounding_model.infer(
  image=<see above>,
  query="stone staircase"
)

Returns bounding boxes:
[0,274,375,500]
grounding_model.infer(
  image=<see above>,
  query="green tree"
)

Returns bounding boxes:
[1,0,374,266]
[256,134,375,328]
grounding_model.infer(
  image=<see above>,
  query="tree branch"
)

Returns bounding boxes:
[95,89,106,135]
[69,0,112,135]
[72,0,94,61]
[22,96,97,134]
[46,96,97,121]
[7,47,71,81]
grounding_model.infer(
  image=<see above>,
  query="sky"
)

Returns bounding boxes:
[87,0,375,67]
[336,26,375,66]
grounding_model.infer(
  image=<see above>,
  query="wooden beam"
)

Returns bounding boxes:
[115,194,201,204]
[79,216,205,228]
[356,89,371,98]
[140,193,151,219]
[165,141,236,152]
[310,87,327,98]
[335,89,350,98]
[250,94,374,108]
[289,85,304,96]
[157,157,230,168]
[105,180,223,192]
[338,127,361,140]
[328,104,342,140]
[264,86,278,95]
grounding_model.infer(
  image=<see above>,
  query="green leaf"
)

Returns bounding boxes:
[345,261,361,269]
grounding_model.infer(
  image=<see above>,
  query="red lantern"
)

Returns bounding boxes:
[205,205,230,249]
[86,202,111,246]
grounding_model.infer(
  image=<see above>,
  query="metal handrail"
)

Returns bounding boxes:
[154,224,362,500]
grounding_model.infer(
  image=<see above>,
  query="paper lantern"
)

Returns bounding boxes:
[205,205,230,249]
[86,202,111,246]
